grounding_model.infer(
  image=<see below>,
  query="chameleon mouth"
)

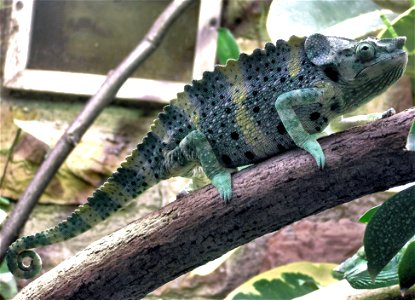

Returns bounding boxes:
[355,51,408,79]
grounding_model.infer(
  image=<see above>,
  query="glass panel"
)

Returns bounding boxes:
[29,0,200,82]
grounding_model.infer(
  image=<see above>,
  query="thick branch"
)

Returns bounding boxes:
[0,0,193,262]
[14,109,415,299]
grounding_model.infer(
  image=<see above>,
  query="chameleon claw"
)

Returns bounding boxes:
[211,171,232,202]
[302,139,325,169]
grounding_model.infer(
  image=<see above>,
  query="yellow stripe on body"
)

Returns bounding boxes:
[287,36,305,78]
[220,61,274,157]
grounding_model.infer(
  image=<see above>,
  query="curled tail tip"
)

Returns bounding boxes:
[6,245,42,279]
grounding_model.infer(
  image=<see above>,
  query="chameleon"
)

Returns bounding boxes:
[6,34,407,279]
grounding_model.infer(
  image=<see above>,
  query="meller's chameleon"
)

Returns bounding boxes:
[6,34,407,279]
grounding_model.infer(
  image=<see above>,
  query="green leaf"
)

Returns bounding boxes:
[406,120,415,151]
[233,273,319,300]
[225,262,337,300]
[217,28,240,65]
[379,6,415,77]
[399,241,415,293]
[358,205,380,224]
[364,186,415,279]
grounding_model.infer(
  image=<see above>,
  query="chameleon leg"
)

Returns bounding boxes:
[275,87,336,169]
[166,130,232,201]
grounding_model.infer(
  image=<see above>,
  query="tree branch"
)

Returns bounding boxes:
[13,109,415,299]
[0,0,194,262]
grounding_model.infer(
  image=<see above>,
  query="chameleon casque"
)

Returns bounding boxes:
[7,34,407,279]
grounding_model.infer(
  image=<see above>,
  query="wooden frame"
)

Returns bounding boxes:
[3,0,222,104]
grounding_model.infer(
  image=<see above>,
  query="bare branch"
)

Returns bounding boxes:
[0,0,194,262]
[13,109,415,299]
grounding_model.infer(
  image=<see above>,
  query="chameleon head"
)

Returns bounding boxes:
[305,34,408,100]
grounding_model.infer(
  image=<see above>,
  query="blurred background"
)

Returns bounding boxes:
[0,0,414,299]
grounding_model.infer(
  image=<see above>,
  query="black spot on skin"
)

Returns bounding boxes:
[277,67,281,72]
[298,75,304,81]
[245,151,255,160]
[330,102,340,111]
[208,129,213,134]
[277,122,286,135]
[323,117,328,123]
[225,107,232,114]
[231,132,239,140]
[263,76,268,82]
[253,106,260,113]
[280,77,286,83]
[315,126,321,131]
[323,66,340,82]
[309,112,321,121]
[220,123,225,127]
[252,90,258,96]
[202,113,206,118]
[257,120,261,126]
[222,155,232,165]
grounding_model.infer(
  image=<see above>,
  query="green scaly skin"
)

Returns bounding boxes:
[7,34,407,279]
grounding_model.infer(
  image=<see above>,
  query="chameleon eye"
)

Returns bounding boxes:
[356,42,375,62]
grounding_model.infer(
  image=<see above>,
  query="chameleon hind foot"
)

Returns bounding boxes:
[172,130,233,201]
[211,171,232,202]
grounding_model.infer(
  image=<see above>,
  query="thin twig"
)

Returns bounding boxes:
[0,0,193,262]
[0,128,21,189]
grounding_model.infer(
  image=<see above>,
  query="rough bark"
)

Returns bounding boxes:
[14,109,415,299]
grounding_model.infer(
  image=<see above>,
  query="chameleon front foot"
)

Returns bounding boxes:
[211,171,232,202]
[302,139,325,169]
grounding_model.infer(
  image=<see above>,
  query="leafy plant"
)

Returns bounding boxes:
[336,186,415,294]
[365,186,415,293]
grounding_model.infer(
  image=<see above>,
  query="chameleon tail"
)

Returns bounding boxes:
[6,132,168,279]
[7,88,197,279]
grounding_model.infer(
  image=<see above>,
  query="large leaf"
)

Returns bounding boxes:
[399,241,415,293]
[225,262,337,300]
[364,186,415,279]
[267,0,397,40]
